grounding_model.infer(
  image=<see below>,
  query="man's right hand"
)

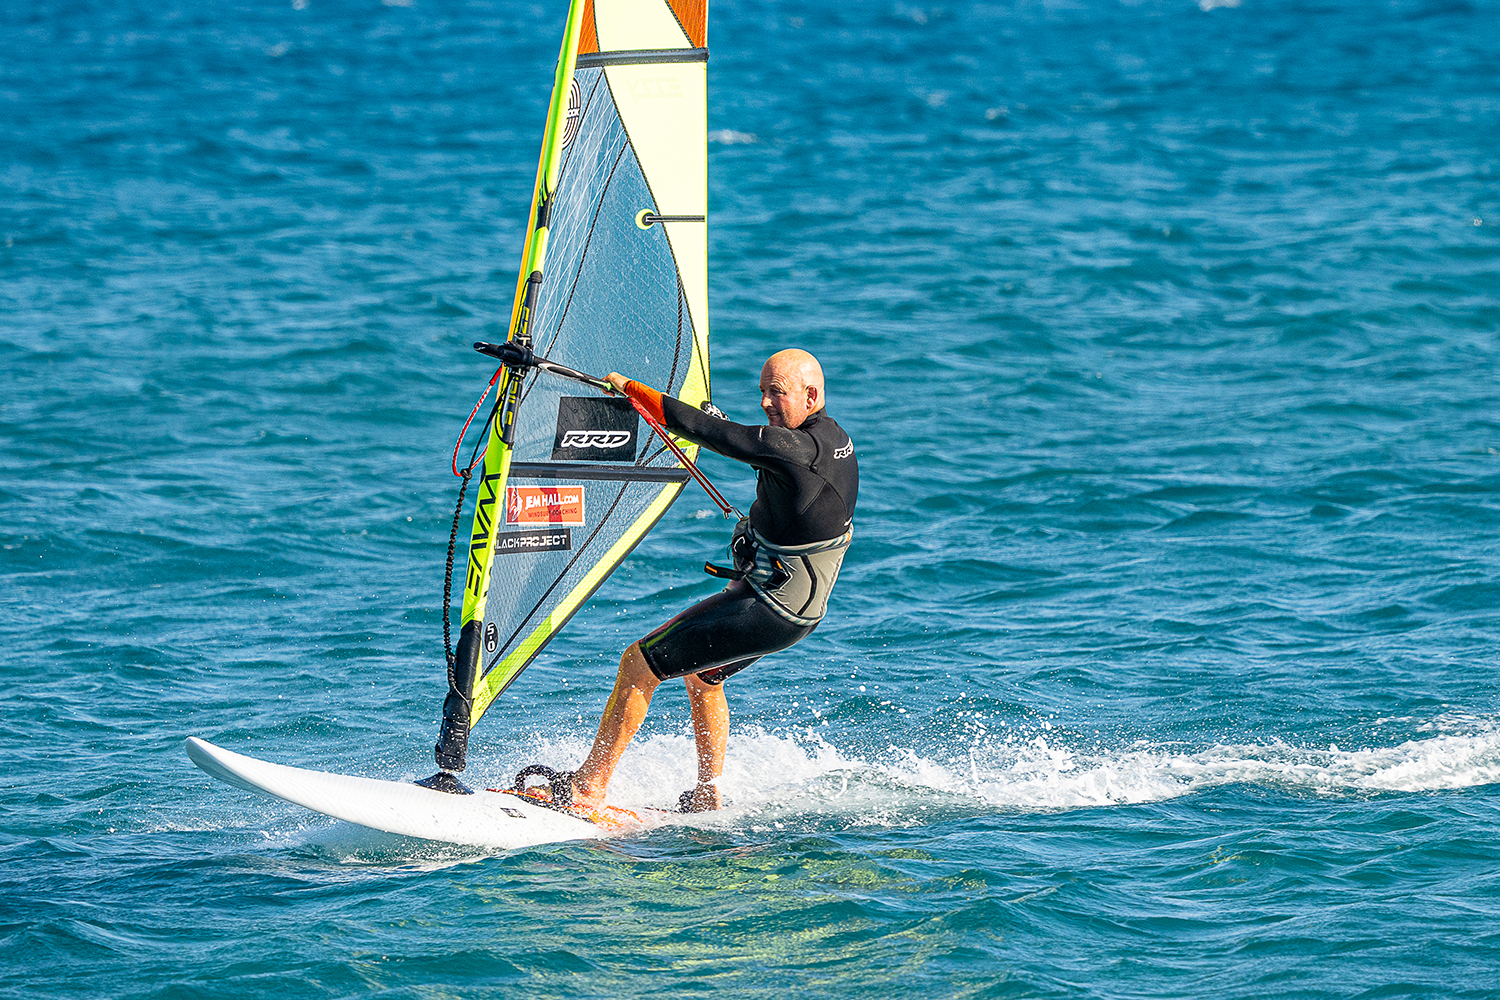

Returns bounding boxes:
[605,372,630,394]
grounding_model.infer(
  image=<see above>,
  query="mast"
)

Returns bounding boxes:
[430,0,710,780]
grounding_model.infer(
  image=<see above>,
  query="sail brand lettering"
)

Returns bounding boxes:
[506,486,585,526]
[560,430,631,449]
[629,78,683,102]
[466,469,505,601]
[494,528,572,555]
[552,396,638,461]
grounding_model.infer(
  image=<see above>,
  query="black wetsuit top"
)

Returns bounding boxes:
[658,397,860,545]
[637,398,860,684]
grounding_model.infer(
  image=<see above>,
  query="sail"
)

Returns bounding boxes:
[435,0,710,772]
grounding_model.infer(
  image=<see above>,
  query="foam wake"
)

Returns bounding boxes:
[507,720,1500,823]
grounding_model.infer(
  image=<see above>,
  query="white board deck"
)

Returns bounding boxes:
[186,736,605,850]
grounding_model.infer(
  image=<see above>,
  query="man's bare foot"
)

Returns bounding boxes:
[566,769,612,811]
[567,780,607,814]
[678,784,721,812]
[513,767,607,815]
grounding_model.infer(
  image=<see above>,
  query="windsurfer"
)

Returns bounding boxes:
[552,349,859,813]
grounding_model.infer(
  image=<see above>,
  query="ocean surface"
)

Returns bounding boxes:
[4,0,1500,996]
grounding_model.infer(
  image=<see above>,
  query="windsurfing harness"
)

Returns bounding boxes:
[717,517,852,626]
[623,381,860,626]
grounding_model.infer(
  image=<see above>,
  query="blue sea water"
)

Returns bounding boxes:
[4,0,1500,996]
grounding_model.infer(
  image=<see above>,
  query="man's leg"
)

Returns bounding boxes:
[682,672,728,811]
[572,641,659,808]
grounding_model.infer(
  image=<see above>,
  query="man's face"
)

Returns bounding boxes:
[760,361,816,428]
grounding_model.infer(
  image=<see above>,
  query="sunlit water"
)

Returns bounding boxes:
[4,1,1499,997]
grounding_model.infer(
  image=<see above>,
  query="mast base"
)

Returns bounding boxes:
[415,771,473,795]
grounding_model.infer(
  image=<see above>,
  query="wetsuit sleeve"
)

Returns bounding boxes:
[621,380,665,424]
[657,394,817,472]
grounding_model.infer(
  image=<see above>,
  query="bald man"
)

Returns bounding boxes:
[519,350,859,814]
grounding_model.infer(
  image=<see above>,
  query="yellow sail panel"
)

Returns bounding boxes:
[573,0,709,406]
[594,0,689,48]
[581,0,706,53]
[433,0,710,773]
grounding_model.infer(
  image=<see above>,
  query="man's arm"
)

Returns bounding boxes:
[611,376,815,472]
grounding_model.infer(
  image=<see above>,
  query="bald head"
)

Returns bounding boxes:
[759,349,826,429]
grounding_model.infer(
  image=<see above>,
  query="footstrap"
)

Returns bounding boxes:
[512,764,574,810]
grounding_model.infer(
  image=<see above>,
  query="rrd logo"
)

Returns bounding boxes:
[560,430,631,449]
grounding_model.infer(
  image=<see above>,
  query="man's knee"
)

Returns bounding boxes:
[618,642,659,687]
[683,671,723,699]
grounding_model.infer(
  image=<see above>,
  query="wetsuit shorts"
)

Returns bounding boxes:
[639,580,816,686]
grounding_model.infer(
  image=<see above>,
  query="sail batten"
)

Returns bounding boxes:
[434,0,709,773]
[577,47,709,68]
[509,462,692,482]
